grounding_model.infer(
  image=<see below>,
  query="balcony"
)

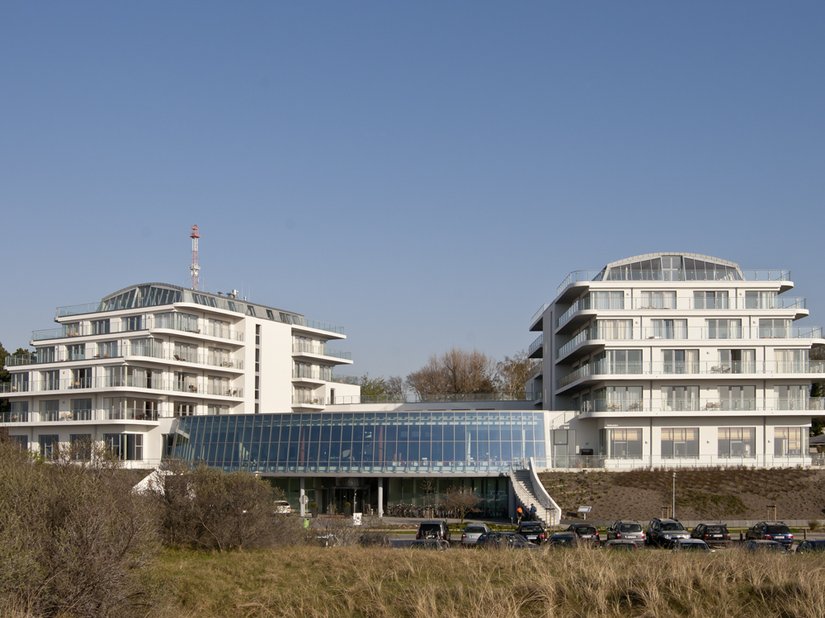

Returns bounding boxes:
[577,396,825,417]
[527,334,543,359]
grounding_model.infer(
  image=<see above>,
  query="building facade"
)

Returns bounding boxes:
[0,283,359,466]
[528,252,825,468]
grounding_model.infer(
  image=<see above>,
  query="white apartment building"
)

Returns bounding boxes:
[529,253,825,469]
[0,282,359,467]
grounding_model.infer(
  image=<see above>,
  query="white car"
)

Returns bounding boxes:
[273,500,292,514]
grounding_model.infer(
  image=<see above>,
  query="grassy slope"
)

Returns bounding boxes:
[538,468,825,522]
[145,546,825,618]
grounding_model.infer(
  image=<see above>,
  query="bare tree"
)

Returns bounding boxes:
[406,348,496,401]
[495,351,538,400]
[440,485,482,523]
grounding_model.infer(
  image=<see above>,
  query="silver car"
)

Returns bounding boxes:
[606,520,646,545]
[460,523,491,546]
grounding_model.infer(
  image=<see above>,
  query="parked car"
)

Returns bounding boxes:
[517,521,548,545]
[548,531,579,547]
[745,522,794,548]
[476,532,537,550]
[744,539,788,553]
[566,523,600,544]
[273,500,292,514]
[690,523,730,548]
[647,518,690,547]
[603,539,638,551]
[409,539,450,550]
[796,540,825,553]
[416,520,451,543]
[672,538,713,552]
[460,523,491,546]
[606,521,646,545]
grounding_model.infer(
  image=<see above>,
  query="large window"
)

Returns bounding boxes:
[662,386,699,411]
[596,320,633,340]
[40,399,59,422]
[774,427,804,457]
[38,346,56,363]
[67,343,85,361]
[42,369,60,391]
[91,319,110,335]
[706,319,742,339]
[122,315,144,332]
[718,349,755,373]
[775,385,807,410]
[745,291,776,309]
[694,290,729,309]
[661,428,699,458]
[639,290,676,310]
[601,350,643,374]
[662,349,698,374]
[595,386,643,411]
[775,349,807,373]
[606,428,643,459]
[39,434,60,460]
[718,427,755,458]
[103,433,143,461]
[71,398,93,421]
[590,291,624,310]
[759,319,790,338]
[651,319,687,339]
[718,385,756,410]
[70,434,92,461]
[97,340,119,359]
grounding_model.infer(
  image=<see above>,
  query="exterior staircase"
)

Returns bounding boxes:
[509,459,562,526]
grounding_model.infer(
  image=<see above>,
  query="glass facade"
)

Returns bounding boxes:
[170,410,547,474]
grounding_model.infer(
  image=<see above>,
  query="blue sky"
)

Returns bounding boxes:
[2,2,824,379]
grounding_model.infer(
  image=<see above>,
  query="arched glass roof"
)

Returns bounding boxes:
[597,253,743,282]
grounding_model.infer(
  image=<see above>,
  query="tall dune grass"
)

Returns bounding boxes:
[145,546,825,618]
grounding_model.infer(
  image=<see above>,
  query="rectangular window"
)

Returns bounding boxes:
[608,428,643,459]
[97,341,119,359]
[40,399,59,422]
[717,385,756,410]
[774,427,803,457]
[662,349,699,374]
[590,291,624,310]
[775,349,807,373]
[122,315,144,331]
[37,346,56,363]
[718,427,755,458]
[651,319,688,339]
[92,319,110,335]
[42,369,60,391]
[706,319,742,339]
[9,401,29,422]
[67,344,85,361]
[718,349,755,373]
[603,350,643,374]
[639,290,676,310]
[70,434,92,461]
[103,433,143,461]
[596,319,633,340]
[775,385,807,410]
[71,398,92,421]
[71,368,91,389]
[662,386,699,411]
[9,435,28,450]
[173,342,198,363]
[661,428,699,458]
[174,402,194,417]
[39,434,60,460]
[759,319,790,338]
[694,290,730,309]
[596,386,643,411]
[745,291,777,309]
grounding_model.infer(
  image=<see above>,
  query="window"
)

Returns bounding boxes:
[70,434,92,461]
[651,319,687,339]
[206,404,230,415]
[602,350,642,374]
[173,342,198,363]
[607,428,642,458]
[718,349,755,373]
[97,341,119,359]
[38,346,56,363]
[706,319,742,339]
[639,290,676,310]
[9,401,29,422]
[774,427,804,457]
[662,386,699,411]
[71,398,92,421]
[718,385,756,410]
[775,385,807,410]
[718,427,755,458]
[91,319,110,335]
[596,386,643,411]
[42,370,60,391]
[595,320,633,340]
[40,400,59,422]
[174,402,194,417]
[661,428,699,458]
[775,349,806,373]
[590,291,624,310]
[72,368,91,389]
[759,319,790,338]
[65,322,81,337]
[103,433,143,461]
[745,291,776,309]
[12,372,30,392]
[9,435,28,450]
[39,434,60,460]
[122,315,144,331]
[694,290,730,309]
[67,344,85,361]
[662,349,698,374]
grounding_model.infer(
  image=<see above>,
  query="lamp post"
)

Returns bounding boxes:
[672,472,677,519]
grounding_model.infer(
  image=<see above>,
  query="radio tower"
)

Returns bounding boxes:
[190,224,200,290]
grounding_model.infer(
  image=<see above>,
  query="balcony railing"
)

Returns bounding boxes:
[292,342,352,360]
[578,396,824,414]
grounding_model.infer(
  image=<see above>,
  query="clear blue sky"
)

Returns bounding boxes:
[2,2,824,379]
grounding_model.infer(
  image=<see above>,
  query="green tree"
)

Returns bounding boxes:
[495,351,538,400]
[359,374,404,402]
[406,348,496,401]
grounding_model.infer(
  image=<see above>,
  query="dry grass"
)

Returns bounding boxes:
[144,546,825,618]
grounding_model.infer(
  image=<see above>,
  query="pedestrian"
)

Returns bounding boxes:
[516,505,523,523]
[529,503,537,521]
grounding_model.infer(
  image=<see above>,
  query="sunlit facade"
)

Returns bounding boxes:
[528,253,825,468]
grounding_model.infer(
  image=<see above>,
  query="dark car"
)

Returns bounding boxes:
[409,539,450,550]
[745,522,794,548]
[476,532,537,550]
[517,521,548,545]
[796,540,825,553]
[672,538,712,552]
[691,523,731,548]
[548,531,579,547]
[566,523,600,545]
[606,521,646,545]
[647,518,690,547]
[416,520,451,543]
[745,539,788,553]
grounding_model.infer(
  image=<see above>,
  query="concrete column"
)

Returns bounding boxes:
[299,478,306,517]
[377,479,384,518]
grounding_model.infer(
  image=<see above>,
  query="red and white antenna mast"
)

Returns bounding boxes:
[190,224,200,290]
